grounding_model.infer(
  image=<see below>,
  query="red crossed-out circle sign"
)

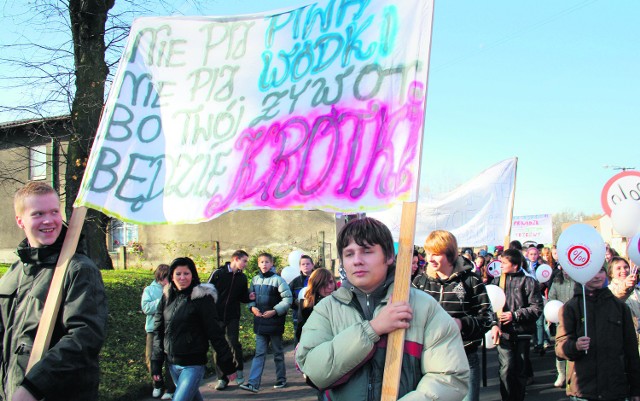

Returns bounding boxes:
[601,170,640,216]
[541,269,551,278]
[567,245,590,267]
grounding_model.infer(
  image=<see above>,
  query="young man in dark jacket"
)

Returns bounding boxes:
[288,254,315,343]
[490,248,542,401]
[208,250,252,390]
[0,181,108,401]
[413,230,493,401]
[555,266,640,401]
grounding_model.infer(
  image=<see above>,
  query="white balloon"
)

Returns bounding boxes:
[487,261,502,278]
[610,199,640,238]
[628,233,640,266]
[556,223,606,284]
[298,286,308,301]
[535,264,553,283]
[484,331,496,349]
[288,250,305,268]
[544,300,564,324]
[280,265,298,284]
[485,284,506,311]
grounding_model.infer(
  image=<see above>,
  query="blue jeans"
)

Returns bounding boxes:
[535,314,550,347]
[247,334,286,388]
[462,351,480,401]
[169,364,205,401]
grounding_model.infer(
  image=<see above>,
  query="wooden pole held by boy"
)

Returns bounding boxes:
[381,201,418,401]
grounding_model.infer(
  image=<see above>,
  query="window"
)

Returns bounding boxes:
[109,219,139,251]
[29,145,47,180]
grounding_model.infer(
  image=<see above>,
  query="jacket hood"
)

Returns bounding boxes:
[427,256,473,281]
[16,226,87,272]
[163,283,218,302]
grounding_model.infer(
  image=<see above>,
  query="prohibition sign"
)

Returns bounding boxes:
[568,245,590,267]
[541,269,551,279]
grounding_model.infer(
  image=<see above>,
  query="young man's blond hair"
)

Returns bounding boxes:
[14,181,58,216]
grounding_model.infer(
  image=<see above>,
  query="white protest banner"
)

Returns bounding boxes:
[74,0,434,224]
[510,214,553,245]
[370,158,517,246]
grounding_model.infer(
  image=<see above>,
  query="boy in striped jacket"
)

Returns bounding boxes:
[413,230,494,401]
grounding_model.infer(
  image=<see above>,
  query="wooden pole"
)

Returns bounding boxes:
[379,2,434,398]
[26,206,87,372]
[381,201,418,401]
[503,157,518,249]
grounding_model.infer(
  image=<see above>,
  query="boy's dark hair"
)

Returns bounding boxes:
[337,217,394,263]
[300,255,314,265]
[508,240,523,251]
[502,248,523,269]
[154,264,170,282]
[232,250,249,259]
[258,252,274,263]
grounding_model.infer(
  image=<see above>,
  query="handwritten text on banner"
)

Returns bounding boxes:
[76,0,434,224]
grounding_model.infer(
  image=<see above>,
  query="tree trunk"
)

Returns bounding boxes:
[66,0,116,269]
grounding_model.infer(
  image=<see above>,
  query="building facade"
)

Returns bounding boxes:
[0,116,346,271]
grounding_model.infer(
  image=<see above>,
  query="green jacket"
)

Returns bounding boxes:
[0,235,108,401]
[296,283,469,401]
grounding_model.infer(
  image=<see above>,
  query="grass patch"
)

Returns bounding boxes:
[0,264,294,401]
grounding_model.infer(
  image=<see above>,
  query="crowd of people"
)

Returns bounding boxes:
[1,181,639,401]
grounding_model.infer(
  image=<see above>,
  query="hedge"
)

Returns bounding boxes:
[0,264,294,401]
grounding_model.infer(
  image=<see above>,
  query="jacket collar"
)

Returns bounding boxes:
[427,256,473,281]
[16,225,86,268]
[16,226,67,268]
[163,283,218,302]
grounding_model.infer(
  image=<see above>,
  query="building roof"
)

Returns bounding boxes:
[0,115,70,131]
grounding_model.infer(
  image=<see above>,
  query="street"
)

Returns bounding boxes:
[140,343,569,401]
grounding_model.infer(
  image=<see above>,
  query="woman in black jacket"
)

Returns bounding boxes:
[152,257,237,401]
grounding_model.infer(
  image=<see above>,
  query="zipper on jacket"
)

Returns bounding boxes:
[14,343,27,355]
[224,272,235,322]
[439,286,444,303]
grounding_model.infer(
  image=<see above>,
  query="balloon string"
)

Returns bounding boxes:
[582,285,588,355]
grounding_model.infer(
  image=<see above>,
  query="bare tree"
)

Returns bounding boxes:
[0,0,209,268]
[552,211,601,245]
[0,0,163,268]
[65,0,116,269]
